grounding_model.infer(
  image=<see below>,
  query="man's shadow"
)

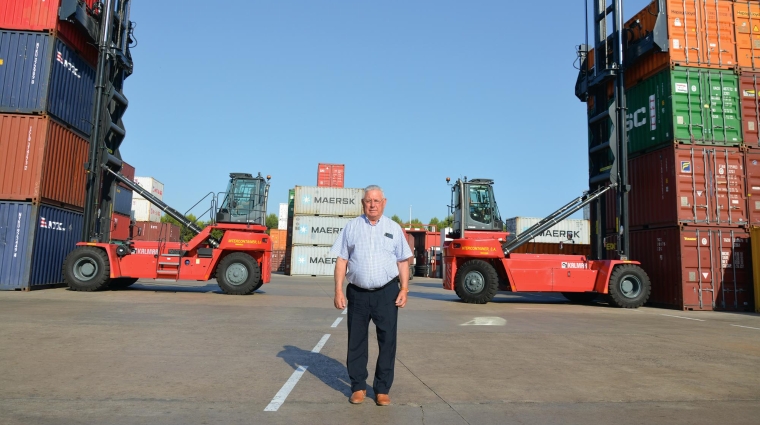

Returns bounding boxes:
[277,345,373,398]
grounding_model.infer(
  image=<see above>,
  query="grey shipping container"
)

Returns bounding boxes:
[293,186,364,216]
[291,215,352,246]
[505,217,590,244]
[0,201,84,290]
[288,245,339,276]
[0,30,95,136]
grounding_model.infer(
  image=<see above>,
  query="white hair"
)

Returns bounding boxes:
[364,185,384,198]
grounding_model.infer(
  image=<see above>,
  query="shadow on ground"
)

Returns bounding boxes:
[277,345,357,398]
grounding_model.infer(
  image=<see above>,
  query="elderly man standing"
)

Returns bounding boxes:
[330,185,413,406]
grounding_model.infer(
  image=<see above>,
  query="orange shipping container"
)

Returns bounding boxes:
[269,228,287,250]
[586,0,736,88]
[628,0,737,86]
[0,114,88,210]
[734,1,760,69]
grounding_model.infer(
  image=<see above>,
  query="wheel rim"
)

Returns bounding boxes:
[463,270,485,294]
[73,257,98,282]
[225,263,249,286]
[619,274,642,299]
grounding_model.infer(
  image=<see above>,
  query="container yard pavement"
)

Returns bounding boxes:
[1,276,759,425]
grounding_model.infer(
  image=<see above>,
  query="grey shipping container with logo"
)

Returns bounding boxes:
[0,30,95,136]
[291,215,351,246]
[288,245,339,276]
[293,186,364,216]
[0,201,84,289]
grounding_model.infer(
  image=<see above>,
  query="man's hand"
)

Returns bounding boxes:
[395,289,407,308]
[335,290,347,310]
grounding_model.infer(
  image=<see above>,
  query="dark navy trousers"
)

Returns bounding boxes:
[346,279,400,395]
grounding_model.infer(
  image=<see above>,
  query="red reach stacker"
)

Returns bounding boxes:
[442,178,651,308]
[63,161,273,295]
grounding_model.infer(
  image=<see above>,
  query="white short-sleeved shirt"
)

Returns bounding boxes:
[330,215,413,289]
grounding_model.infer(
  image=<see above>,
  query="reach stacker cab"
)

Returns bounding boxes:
[442,177,651,308]
[63,162,273,295]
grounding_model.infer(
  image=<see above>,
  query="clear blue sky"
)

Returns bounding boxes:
[121,0,652,223]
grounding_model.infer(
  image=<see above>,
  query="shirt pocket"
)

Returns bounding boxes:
[381,237,397,256]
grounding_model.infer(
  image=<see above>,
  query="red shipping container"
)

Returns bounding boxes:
[0,114,88,210]
[110,212,131,241]
[119,161,135,190]
[740,72,760,148]
[317,163,345,188]
[628,227,753,312]
[0,0,99,66]
[744,150,760,225]
[132,221,181,243]
[604,145,747,230]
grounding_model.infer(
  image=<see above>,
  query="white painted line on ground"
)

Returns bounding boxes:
[264,334,332,412]
[331,317,343,328]
[264,366,308,412]
[731,324,760,330]
[342,308,347,315]
[311,334,331,353]
[660,314,705,322]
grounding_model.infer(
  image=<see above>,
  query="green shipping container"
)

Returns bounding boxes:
[626,67,742,154]
[287,188,295,218]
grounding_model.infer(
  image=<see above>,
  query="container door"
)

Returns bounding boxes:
[680,229,717,310]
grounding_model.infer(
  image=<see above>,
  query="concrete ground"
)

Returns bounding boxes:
[0,274,759,425]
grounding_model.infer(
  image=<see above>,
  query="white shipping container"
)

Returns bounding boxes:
[278,203,288,221]
[289,245,339,276]
[132,176,165,201]
[293,186,363,217]
[505,217,590,245]
[132,198,162,222]
[277,218,288,230]
[292,216,351,246]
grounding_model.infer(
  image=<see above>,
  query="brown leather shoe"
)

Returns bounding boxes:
[349,390,366,404]
[375,394,390,406]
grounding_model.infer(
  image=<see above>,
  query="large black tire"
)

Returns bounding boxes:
[216,253,261,295]
[562,292,599,304]
[454,260,498,304]
[109,278,138,289]
[606,264,651,308]
[63,247,110,292]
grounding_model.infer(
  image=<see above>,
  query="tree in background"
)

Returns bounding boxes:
[438,215,454,230]
[391,215,403,225]
[265,213,278,233]
[404,218,423,227]
[429,217,440,231]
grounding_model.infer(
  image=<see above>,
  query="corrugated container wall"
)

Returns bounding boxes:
[119,161,135,189]
[605,145,747,229]
[293,186,363,216]
[113,186,133,216]
[0,114,88,210]
[629,227,753,311]
[626,67,741,154]
[0,31,95,136]
[317,163,345,187]
[0,202,83,289]
[740,71,760,147]
[278,203,287,230]
[110,212,130,241]
[132,221,180,243]
[132,198,161,222]
[0,0,99,66]
[734,1,760,70]
[269,229,287,251]
[587,0,737,88]
[292,216,351,246]
[743,150,760,225]
[288,245,339,276]
[509,242,592,256]
[505,217,590,245]
[132,176,164,201]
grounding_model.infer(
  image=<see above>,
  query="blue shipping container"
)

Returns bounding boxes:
[0,202,84,290]
[113,186,133,216]
[0,31,95,136]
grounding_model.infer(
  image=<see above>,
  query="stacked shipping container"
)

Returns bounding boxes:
[587,0,759,311]
[0,3,101,289]
[284,186,363,276]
